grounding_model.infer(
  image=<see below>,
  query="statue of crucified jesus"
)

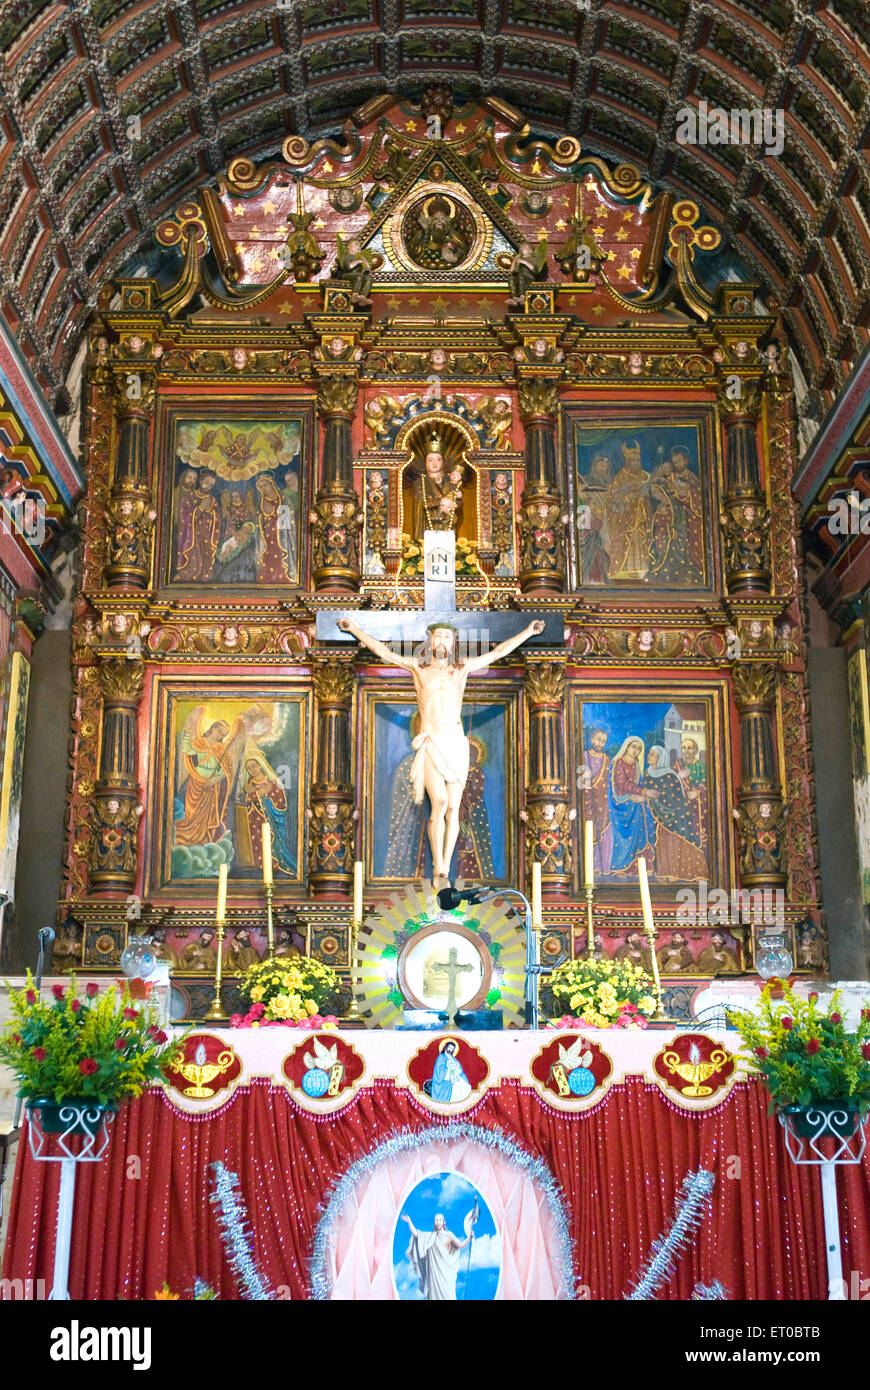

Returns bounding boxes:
[338,617,545,886]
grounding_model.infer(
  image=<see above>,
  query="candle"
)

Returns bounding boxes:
[353,860,364,924]
[531,861,542,927]
[216,862,228,922]
[637,856,654,934]
[262,822,273,885]
[584,819,594,889]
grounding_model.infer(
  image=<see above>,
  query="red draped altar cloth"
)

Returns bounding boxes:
[3,1028,869,1300]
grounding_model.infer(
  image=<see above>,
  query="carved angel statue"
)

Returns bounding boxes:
[558,1036,593,1071]
[364,394,408,446]
[331,233,381,306]
[507,235,549,308]
[474,396,514,451]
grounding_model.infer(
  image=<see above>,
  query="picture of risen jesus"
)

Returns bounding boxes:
[400,1210,475,1301]
[338,617,544,884]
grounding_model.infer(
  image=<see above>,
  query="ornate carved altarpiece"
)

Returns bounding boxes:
[59,89,823,1014]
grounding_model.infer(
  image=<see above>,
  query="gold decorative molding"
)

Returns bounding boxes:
[313,657,356,705]
[731,662,777,708]
[523,654,566,704]
[517,375,560,420]
[98,658,145,705]
[317,374,360,417]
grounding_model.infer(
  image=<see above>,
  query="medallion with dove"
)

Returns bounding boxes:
[282,1032,365,1113]
[530,1033,614,1111]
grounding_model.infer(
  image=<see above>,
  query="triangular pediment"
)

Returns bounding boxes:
[352,140,528,283]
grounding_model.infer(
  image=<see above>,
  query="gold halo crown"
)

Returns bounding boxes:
[427,432,443,455]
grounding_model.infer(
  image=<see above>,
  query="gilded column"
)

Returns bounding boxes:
[105,368,157,590]
[719,385,770,595]
[308,656,356,898]
[88,658,145,895]
[517,375,566,593]
[522,654,573,897]
[311,374,361,593]
[731,662,786,889]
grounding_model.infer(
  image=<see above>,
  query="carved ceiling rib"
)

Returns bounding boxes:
[0,0,866,404]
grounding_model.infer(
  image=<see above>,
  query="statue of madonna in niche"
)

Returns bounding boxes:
[403,425,475,545]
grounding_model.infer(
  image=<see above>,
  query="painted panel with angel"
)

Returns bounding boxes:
[151,689,308,892]
[162,415,305,589]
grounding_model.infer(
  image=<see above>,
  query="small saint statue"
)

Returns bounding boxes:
[507,235,548,308]
[332,233,378,307]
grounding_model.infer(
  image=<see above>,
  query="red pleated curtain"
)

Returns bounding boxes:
[3,1078,868,1300]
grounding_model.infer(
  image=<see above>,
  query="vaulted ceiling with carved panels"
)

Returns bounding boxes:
[0,0,868,407]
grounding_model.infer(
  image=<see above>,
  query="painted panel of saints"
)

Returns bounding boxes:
[576,697,719,887]
[151,690,307,891]
[368,697,513,886]
[572,422,709,590]
[163,417,304,588]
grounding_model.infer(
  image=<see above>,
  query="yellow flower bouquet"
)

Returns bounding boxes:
[233,956,341,1028]
[399,535,481,579]
[549,956,658,1029]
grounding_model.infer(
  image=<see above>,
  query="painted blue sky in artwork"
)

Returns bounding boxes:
[392,1171,500,1301]
[582,701,673,756]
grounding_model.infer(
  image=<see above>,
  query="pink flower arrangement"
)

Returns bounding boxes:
[229,1001,339,1031]
[553,1005,647,1032]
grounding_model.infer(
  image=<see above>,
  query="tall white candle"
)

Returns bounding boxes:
[353,860,364,924]
[262,822,273,885]
[531,861,542,926]
[584,819,594,889]
[216,862,228,922]
[637,856,654,934]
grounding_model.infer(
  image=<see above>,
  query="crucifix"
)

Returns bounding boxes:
[434,945,474,1026]
[317,530,563,886]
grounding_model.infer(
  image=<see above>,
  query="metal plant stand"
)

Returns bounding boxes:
[27,1101,115,1301]
[778,1107,867,1301]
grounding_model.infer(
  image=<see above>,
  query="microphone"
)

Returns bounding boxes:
[38,926,55,946]
[437,885,492,911]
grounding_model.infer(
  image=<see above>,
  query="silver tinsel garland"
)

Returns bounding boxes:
[209,1160,272,1301]
[625,1168,718,1301]
[691,1280,729,1300]
[208,1152,726,1303]
[309,1122,577,1300]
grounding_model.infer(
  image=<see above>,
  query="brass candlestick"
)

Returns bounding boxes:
[584,883,595,959]
[265,882,275,960]
[204,917,227,1021]
[642,916,667,1021]
[344,914,363,1020]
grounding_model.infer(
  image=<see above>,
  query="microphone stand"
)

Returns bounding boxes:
[13,925,55,1129]
[437,885,559,1030]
